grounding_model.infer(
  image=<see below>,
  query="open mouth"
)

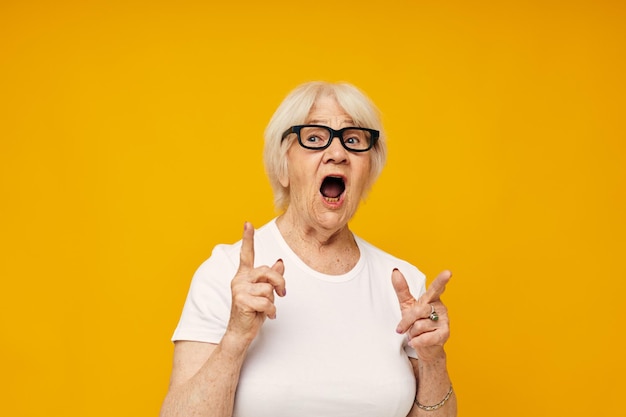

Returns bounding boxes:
[320,176,345,203]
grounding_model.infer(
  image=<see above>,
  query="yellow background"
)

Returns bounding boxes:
[1,1,624,415]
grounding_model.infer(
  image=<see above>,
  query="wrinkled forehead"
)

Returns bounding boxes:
[306,94,355,125]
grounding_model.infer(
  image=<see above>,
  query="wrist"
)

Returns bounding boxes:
[415,384,454,411]
[415,346,447,365]
[220,330,253,360]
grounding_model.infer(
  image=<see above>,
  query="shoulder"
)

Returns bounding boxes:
[193,242,239,278]
[355,236,421,272]
[354,235,426,292]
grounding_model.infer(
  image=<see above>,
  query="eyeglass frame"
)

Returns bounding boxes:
[281,124,380,153]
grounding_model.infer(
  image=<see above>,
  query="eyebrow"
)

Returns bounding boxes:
[307,118,355,125]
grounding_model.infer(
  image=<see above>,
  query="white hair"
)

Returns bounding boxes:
[263,81,387,211]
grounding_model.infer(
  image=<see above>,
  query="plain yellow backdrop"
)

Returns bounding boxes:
[1,1,624,415]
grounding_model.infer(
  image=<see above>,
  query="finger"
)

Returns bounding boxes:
[392,268,422,334]
[245,296,277,320]
[246,282,276,299]
[407,308,448,338]
[391,268,415,307]
[271,259,286,297]
[408,329,449,351]
[407,321,437,340]
[419,270,452,305]
[238,222,255,272]
[396,304,433,334]
[249,261,287,297]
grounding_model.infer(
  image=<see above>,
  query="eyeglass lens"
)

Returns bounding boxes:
[299,126,372,151]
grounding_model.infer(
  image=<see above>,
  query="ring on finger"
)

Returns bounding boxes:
[429,304,439,321]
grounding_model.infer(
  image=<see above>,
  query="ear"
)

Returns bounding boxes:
[278,160,289,188]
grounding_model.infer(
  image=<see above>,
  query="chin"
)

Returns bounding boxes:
[314,204,356,230]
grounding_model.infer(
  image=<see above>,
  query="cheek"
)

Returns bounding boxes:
[353,160,372,192]
[281,162,314,196]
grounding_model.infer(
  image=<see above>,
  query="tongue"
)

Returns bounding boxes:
[321,179,344,198]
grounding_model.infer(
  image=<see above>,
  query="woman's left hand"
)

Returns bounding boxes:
[392,269,452,363]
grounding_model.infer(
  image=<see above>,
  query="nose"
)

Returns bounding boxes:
[322,135,349,164]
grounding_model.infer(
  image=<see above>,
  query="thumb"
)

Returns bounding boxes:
[272,258,285,275]
[271,258,286,297]
[419,270,452,305]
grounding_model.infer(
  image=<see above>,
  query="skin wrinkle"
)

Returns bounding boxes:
[277,95,371,267]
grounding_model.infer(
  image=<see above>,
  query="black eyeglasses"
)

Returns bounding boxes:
[281,125,379,152]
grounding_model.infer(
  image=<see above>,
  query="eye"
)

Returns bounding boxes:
[343,129,368,148]
[305,134,323,144]
[301,127,329,146]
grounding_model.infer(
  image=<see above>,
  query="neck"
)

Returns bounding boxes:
[276,208,360,275]
[277,206,353,246]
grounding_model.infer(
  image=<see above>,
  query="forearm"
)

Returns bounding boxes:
[159,334,249,417]
[408,354,457,417]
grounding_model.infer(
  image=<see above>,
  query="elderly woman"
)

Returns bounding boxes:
[160,82,456,417]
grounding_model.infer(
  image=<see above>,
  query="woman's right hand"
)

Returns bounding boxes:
[226,222,286,344]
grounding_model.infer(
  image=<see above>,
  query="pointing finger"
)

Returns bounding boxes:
[419,270,452,305]
[238,222,255,272]
[391,268,415,308]
[393,268,430,334]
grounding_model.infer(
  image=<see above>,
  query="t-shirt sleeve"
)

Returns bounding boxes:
[171,244,238,343]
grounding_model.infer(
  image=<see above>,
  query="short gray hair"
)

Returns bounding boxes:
[263,81,387,211]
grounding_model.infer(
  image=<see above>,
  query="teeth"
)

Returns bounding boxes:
[324,197,340,203]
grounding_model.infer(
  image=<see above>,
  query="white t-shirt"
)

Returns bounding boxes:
[173,219,426,417]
